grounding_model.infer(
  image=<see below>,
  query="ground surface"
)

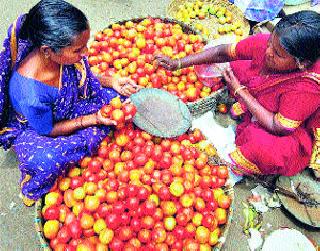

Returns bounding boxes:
[0,1,319,250]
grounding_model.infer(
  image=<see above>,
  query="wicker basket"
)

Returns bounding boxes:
[187,86,228,118]
[166,0,250,40]
[35,200,51,251]
[35,140,235,251]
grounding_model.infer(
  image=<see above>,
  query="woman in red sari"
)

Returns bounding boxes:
[155,11,320,177]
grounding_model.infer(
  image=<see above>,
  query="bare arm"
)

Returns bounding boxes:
[154,44,235,71]
[180,44,235,67]
[236,89,289,135]
[223,69,290,136]
[49,112,116,137]
[49,113,99,137]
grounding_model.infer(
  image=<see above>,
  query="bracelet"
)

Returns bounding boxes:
[80,116,84,128]
[177,58,182,70]
[75,117,81,129]
[234,85,247,96]
[95,112,100,125]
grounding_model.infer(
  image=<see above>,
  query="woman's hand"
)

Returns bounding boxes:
[96,102,134,126]
[222,68,242,94]
[96,111,117,126]
[112,77,141,96]
[154,55,179,71]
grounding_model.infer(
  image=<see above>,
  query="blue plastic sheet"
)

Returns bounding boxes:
[231,0,285,22]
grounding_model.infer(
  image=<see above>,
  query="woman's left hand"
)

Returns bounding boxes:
[112,77,142,96]
[222,68,242,94]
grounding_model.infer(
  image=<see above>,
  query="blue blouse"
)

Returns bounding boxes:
[9,71,59,135]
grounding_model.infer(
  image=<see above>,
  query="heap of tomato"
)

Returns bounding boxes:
[41,124,231,251]
[100,96,137,129]
[88,17,223,103]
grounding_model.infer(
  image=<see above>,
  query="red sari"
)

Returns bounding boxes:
[228,34,320,176]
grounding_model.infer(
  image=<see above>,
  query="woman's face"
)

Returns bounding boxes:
[265,33,298,72]
[49,29,90,65]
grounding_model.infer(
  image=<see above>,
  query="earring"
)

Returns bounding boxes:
[296,59,305,71]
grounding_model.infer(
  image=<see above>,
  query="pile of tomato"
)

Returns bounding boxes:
[88,17,223,103]
[41,124,231,251]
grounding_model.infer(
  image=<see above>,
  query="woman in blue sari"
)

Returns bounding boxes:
[0,0,139,205]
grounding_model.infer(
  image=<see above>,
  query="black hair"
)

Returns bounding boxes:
[20,0,89,52]
[274,10,320,63]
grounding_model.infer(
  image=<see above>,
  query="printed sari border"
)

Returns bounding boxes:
[229,147,262,175]
[275,112,302,130]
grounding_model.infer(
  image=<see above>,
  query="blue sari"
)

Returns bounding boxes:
[0,15,121,200]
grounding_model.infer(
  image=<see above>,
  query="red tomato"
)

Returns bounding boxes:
[137,187,150,201]
[56,226,71,244]
[133,153,148,166]
[118,226,133,241]
[217,165,229,179]
[109,238,124,250]
[88,159,102,173]
[68,220,82,239]
[43,206,60,220]
[106,213,120,230]
[122,103,137,117]
[138,229,151,243]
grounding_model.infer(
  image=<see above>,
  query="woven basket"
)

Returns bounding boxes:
[187,86,228,118]
[35,200,51,251]
[35,140,234,251]
[166,0,250,40]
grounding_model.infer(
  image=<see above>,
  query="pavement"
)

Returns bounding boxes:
[0,1,319,250]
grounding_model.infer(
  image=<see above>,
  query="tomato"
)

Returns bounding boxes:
[172,226,185,240]
[137,187,150,201]
[158,186,171,201]
[152,227,167,243]
[217,165,229,179]
[138,229,151,243]
[118,226,133,241]
[141,215,155,230]
[129,217,140,232]
[215,208,227,225]
[43,220,60,240]
[122,103,137,117]
[56,226,71,244]
[109,238,124,250]
[159,152,172,169]
[218,103,228,114]
[217,194,231,209]
[143,200,157,215]
[106,213,120,230]
[68,220,82,239]
[133,153,148,166]
[126,197,139,211]
[43,205,60,221]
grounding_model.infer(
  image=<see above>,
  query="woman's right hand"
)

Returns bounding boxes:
[154,55,179,71]
[96,111,117,126]
[96,107,133,126]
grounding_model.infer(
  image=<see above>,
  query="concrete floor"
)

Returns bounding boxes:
[0,1,319,250]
